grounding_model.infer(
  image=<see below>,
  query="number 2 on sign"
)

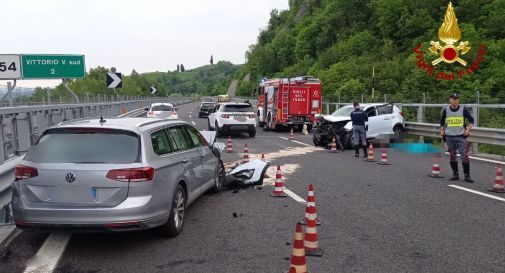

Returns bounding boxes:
[50,69,55,75]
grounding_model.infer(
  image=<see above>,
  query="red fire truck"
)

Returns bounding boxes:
[257,76,322,131]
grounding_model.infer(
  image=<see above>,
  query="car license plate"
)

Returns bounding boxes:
[234,116,246,122]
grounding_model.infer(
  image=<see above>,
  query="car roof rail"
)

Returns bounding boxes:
[137,119,183,128]
[56,116,99,126]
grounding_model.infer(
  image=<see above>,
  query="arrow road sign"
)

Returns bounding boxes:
[107,72,122,88]
[150,86,157,94]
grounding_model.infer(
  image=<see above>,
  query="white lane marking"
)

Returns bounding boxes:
[192,121,196,125]
[283,188,306,204]
[279,136,312,147]
[448,185,505,202]
[444,152,505,165]
[24,233,71,273]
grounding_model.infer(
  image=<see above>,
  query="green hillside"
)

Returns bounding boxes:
[31,61,240,100]
[237,0,505,106]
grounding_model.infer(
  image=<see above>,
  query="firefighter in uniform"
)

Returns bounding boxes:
[440,93,475,182]
[350,102,368,158]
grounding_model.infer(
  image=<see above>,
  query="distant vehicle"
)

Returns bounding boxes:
[12,117,225,237]
[312,103,405,148]
[257,76,322,131]
[207,102,257,138]
[198,102,215,118]
[146,103,178,119]
[217,94,230,102]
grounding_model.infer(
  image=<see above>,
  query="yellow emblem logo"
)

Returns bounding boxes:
[429,2,470,66]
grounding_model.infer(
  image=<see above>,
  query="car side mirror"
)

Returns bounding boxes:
[144,107,149,111]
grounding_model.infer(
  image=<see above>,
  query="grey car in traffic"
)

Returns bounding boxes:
[12,117,225,237]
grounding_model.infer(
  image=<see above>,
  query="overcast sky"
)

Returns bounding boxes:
[1,0,288,87]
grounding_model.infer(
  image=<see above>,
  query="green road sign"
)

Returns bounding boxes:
[21,54,85,79]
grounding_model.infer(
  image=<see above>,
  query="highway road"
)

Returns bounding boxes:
[1,101,504,273]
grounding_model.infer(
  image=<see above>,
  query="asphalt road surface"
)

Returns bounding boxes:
[1,102,504,273]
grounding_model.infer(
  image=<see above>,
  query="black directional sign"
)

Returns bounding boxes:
[107,72,122,88]
[150,85,157,94]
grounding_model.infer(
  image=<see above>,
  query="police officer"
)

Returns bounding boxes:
[350,102,368,157]
[440,93,475,182]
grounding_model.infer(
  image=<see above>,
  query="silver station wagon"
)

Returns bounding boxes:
[12,117,225,237]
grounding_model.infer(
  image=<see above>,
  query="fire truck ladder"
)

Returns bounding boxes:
[281,87,289,120]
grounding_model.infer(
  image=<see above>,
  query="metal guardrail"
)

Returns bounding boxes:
[405,122,505,146]
[0,97,193,224]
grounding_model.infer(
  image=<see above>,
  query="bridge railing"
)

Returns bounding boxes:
[0,96,193,224]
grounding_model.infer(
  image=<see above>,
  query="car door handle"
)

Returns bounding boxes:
[383,117,390,120]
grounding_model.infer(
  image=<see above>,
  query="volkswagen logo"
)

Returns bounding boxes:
[65,172,76,183]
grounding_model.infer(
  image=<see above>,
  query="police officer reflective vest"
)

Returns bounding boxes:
[444,106,465,136]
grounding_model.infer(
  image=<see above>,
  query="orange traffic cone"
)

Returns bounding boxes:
[489,164,505,193]
[271,165,287,197]
[243,144,250,163]
[428,157,444,178]
[289,128,295,140]
[304,206,323,257]
[227,136,233,153]
[364,142,375,162]
[290,223,308,273]
[377,146,391,165]
[329,137,337,153]
[300,184,321,226]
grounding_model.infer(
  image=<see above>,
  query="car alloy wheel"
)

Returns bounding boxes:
[173,190,185,229]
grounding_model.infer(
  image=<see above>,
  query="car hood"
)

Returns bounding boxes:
[319,115,351,123]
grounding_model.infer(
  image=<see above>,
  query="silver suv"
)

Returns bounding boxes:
[12,117,225,237]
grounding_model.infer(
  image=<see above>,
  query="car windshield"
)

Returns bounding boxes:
[152,105,173,112]
[201,103,214,109]
[25,128,140,164]
[331,106,355,117]
[223,105,253,112]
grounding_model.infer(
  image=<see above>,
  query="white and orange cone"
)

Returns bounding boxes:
[289,223,308,273]
[364,142,376,162]
[304,205,323,257]
[377,146,391,165]
[489,164,505,193]
[428,157,444,178]
[243,144,250,163]
[300,184,321,226]
[227,136,233,153]
[289,128,295,140]
[329,137,337,153]
[271,165,287,197]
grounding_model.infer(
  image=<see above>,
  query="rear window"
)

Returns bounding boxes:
[25,128,140,164]
[200,103,214,109]
[152,105,174,112]
[223,105,253,113]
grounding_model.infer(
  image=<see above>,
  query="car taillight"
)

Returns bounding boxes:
[221,114,230,119]
[106,167,154,182]
[147,112,154,116]
[248,114,255,118]
[15,165,38,181]
[400,112,404,117]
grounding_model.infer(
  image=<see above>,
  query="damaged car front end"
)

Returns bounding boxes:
[312,114,353,150]
[224,160,269,188]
